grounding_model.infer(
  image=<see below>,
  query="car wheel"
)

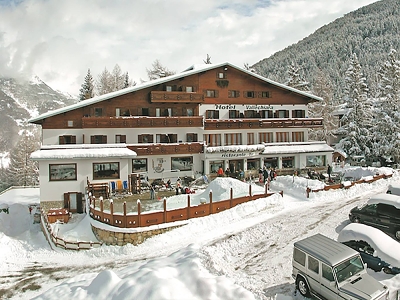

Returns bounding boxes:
[395,230,400,240]
[383,267,392,274]
[297,277,310,297]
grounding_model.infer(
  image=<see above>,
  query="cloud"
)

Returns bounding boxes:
[0,0,377,96]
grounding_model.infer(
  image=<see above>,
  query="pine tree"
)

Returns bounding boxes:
[5,128,40,187]
[372,48,400,164]
[146,60,175,80]
[285,62,310,92]
[336,53,373,159]
[123,72,136,88]
[308,70,338,142]
[78,69,94,101]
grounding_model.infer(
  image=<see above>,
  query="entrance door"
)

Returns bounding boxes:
[229,160,244,178]
[64,192,83,213]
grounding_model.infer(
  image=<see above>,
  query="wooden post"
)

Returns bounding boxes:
[249,184,252,200]
[163,198,167,223]
[137,201,141,227]
[110,201,114,225]
[123,201,127,227]
[230,188,233,208]
[187,195,190,219]
[209,191,213,214]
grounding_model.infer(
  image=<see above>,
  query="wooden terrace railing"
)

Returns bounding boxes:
[204,118,323,130]
[82,116,204,128]
[89,185,283,229]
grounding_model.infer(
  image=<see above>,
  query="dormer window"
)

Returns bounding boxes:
[217,72,227,79]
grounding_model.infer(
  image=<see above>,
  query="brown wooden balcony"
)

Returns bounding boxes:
[150,91,204,103]
[82,116,204,129]
[128,142,204,156]
[204,118,323,130]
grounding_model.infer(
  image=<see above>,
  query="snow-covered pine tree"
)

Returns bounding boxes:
[146,60,175,80]
[78,69,94,101]
[336,53,373,159]
[308,70,338,143]
[5,128,40,187]
[372,48,400,164]
[285,62,311,93]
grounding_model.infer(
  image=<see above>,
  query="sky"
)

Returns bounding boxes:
[0,0,379,97]
[1,165,400,299]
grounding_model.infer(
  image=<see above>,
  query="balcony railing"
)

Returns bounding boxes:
[204,118,323,130]
[150,91,204,103]
[81,116,204,128]
[128,142,204,156]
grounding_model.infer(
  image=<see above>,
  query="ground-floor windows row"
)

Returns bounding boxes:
[132,156,194,173]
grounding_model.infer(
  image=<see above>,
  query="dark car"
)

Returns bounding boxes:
[349,193,400,241]
[341,240,400,275]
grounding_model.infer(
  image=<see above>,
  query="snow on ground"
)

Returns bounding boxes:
[0,166,400,299]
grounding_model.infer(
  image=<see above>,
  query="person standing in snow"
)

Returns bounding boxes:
[217,166,224,177]
[263,167,269,184]
[327,164,332,181]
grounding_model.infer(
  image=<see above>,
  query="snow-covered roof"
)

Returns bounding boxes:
[31,144,137,160]
[262,142,334,155]
[367,193,400,209]
[28,62,322,123]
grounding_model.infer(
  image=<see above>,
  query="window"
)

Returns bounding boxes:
[138,134,153,143]
[205,110,219,119]
[156,134,177,143]
[306,155,326,167]
[93,162,120,180]
[308,256,319,274]
[293,248,306,266]
[259,132,273,143]
[282,157,294,168]
[162,108,172,117]
[166,85,172,92]
[210,160,224,174]
[292,110,305,118]
[115,135,126,143]
[59,135,76,145]
[292,132,304,142]
[276,132,289,142]
[187,133,198,142]
[206,90,216,98]
[247,159,260,171]
[49,164,77,181]
[322,263,334,281]
[224,133,242,146]
[217,72,227,79]
[204,134,221,147]
[171,157,193,171]
[141,108,149,116]
[94,108,103,117]
[186,108,194,117]
[245,91,255,98]
[67,120,74,127]
[244,110,260,118]
[156,108,161,117]
[261,110,274,118]
[229,110,239,118]
[132,159,147,172]
[260,91,270,98]
[264,157,278,168]
[228,90,240,98]
[186,86,193,92]
[276,110,289,118]
[247,133,255,145]
[91,135,107,144]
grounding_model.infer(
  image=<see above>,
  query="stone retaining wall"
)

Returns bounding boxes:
[91,224,184,246]
[40,201,64,212]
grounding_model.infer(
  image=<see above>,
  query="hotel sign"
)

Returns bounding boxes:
[206,151,259,159]
[215,104,274,110]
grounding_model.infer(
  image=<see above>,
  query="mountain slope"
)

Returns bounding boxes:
[252,0,400,99]
[0,77,77,151]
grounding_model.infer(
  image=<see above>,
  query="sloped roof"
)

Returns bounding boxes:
[29,62,322,123]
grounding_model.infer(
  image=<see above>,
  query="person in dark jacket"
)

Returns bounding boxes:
[327,164,332,181]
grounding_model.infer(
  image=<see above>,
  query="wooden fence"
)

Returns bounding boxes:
[89,185,283,229]
[41,209,102,250]
[306,173,392,198]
